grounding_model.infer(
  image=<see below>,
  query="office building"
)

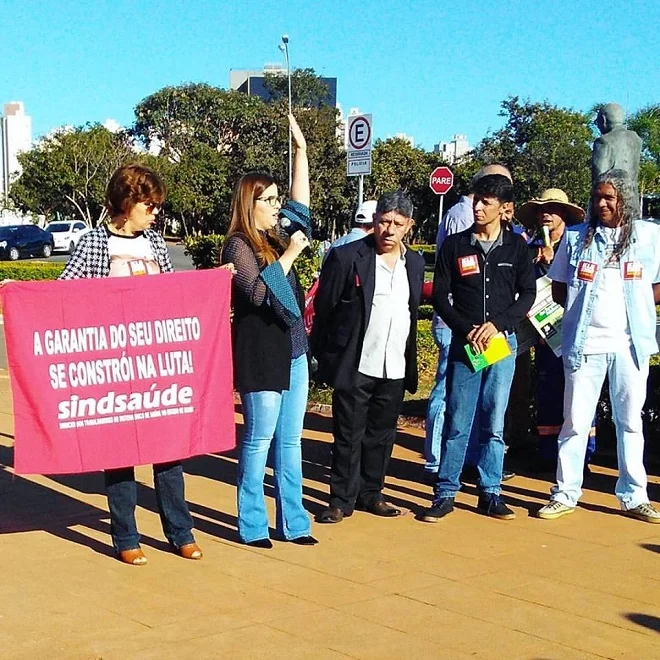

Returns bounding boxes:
[229,65,337,107]
[1,102,32,200]
[433,134,470,164]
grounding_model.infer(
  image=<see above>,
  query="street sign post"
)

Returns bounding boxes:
[429,166,454,224]
[346,114,373,205]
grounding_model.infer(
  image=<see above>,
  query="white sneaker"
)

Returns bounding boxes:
[624,502,660,524]
[537,500,575,520]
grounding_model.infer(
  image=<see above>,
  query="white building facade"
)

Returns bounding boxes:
[433,134,470,164]
[1,102,32,201]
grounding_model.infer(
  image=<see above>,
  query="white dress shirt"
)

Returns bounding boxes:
[358,251,411,380]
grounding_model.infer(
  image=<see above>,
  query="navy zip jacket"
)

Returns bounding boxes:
[432,224,536,341]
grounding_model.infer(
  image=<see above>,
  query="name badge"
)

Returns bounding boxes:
[623,261,643,280]
[457,255,480,276]
[577,261,597,282]
[128,259,148,276]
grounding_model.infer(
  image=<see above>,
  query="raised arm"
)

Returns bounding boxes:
[288,113,309,207]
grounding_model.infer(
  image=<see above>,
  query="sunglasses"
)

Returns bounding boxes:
[140,202,161,213]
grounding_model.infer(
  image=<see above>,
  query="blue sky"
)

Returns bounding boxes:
[2,0,658,150]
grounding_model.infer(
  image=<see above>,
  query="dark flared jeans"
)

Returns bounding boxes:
[104,461,195,552]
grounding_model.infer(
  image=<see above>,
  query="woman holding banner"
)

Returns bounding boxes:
[221,114,317,548]
[59,164,204,565]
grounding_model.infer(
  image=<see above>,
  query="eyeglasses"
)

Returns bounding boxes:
[140,202,160,213]
[256,195,284,208]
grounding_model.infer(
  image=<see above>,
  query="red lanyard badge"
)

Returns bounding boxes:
[577,261,597,282]
[623,261,643,280]
[457,255,480,277]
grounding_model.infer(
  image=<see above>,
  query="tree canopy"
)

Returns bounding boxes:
[10,124,134,226]
[473,97,593,208]
[9,78,658,236]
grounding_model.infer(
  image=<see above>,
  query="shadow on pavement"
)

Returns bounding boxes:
[640,542,660,554]
[624,613,660,632]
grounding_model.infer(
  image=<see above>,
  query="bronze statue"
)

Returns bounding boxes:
[592,103,642,188]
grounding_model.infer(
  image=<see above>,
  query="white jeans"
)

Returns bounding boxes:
[551,349,650,510]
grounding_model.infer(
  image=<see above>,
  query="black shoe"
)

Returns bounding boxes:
[477,493,515,520]
[317,507,345,524]
[419,498,454,522]
[501,470,516,482]
[289,535,319,546]
[356,500,401,517]
[245,538,273,549]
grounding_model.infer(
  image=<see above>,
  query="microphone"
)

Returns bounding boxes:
[279,217,313,258]
[279,216,296,235]
[542,226,551,247]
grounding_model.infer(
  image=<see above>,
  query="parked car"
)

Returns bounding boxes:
[0,224,55,261]
[45,220,91,254]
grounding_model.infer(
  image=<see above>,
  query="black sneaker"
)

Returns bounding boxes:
[419,498,454,522]
[477,493,515,520]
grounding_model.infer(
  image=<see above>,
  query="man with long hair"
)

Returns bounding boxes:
[538,170,660,523]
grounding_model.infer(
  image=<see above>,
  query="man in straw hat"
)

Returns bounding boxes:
[518,188,584,272]
[538,170,660,523]
[518,189,597,473]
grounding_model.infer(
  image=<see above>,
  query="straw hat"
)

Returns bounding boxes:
[517,188,585,229]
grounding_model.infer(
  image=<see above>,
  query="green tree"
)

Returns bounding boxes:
[473,97,593,208]
[133,81,349,238]
[362,138,450,242]
[10,124,135,225]
[157,143,232,235]
[629,105,660,210]
[263,68,331,108]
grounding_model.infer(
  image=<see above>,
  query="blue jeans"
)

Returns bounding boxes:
[434,334,518,501]
[425,323,479,473]
[238,355,311,543]
[105,461,195,553]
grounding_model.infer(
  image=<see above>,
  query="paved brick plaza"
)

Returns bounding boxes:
[0,373,658,659]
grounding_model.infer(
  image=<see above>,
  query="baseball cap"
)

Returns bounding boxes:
[354,200,377,224]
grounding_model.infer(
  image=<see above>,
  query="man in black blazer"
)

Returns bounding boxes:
[311,191,425,523]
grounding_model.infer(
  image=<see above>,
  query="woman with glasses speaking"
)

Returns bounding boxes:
[221,114,317,548]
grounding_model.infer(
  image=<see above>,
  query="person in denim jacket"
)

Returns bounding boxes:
[538,170,660,523]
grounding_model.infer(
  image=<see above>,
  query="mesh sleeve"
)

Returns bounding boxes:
[221,236,268,306]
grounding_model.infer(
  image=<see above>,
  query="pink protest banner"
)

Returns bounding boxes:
[2,269,236,474]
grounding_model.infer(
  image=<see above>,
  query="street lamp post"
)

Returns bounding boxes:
[279,34,292,190]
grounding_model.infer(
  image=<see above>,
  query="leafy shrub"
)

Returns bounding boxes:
[183,234,320,291]
[415,319,439,389]
[412,244,436,268]
[182,234,225,270]
[418,304,434,320]
[296,239,322,292]
[0,262,65,280]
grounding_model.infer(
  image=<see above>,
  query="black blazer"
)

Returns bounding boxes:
[310,235,425,393]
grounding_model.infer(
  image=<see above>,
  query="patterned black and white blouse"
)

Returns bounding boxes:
[59,226,173,279]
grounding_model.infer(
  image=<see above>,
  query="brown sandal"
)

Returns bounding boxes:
[119,548,147,566]
[177,542,203,560]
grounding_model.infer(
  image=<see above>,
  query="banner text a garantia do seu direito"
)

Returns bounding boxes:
[3,269,236,474]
